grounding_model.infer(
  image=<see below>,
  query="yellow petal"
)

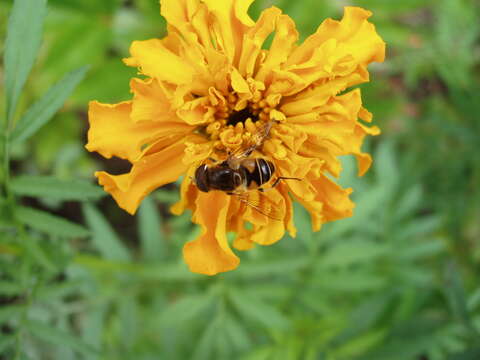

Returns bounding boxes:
[238,7,281,77]
[96,138,187,215]
[202,0,255,64]
[256,14,298,82]
[291,89,379,176]
[86,101,172,162]
[287,7,385,69]
[124,39,195,85]
[311,174,354,223]
[183,191,239,275]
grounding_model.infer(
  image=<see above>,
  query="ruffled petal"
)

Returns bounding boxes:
[130,78,182,124]
[96,138,187,214]
[290,89,379,176]
[202,0,255,64]
[124,39,195,85]
[86,101,172,162]
[292,174,354,232]
[256,14,298,83]
[238,7,281,77]
[286,7,385,75]
[183,191,239,275]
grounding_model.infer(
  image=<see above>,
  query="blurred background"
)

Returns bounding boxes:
[1,0,479,359]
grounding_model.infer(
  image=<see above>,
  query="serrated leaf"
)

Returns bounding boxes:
[333,329,387,358]
[394,185,422,220]
[241,347,274,360]
[82,203,130,261]
[4,0,47,123]
[192,318,218,360]
[138,196,164,261]
[397,216,441,240]
[448,348,480,360]
[16,206,90,238]
[398,239,445,260]
[444,262,479,336]
[22,234,56,271]
[158,294,214,328]
[0,304,25,323]
[11,66,88,144]
[81,303,107,352]
[26,319,99,357]
[234,257,309,278]
[11,175,104,201]
[224,314,253,351]
[0,281,24,297]
[374,141,398,190]
[332,293,393,346]
[319,240,390,268]
[228,288,289,330]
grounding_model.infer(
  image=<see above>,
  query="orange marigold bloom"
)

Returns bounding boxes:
[86,0,385,275]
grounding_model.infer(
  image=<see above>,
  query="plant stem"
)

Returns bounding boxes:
[2,99,16,211]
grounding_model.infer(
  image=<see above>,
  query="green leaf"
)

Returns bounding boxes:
[333,329,387,358]
[22,235,57,271]
[0,281,24,297]
[82,203,131,261]
[332,293,393,346]
[224,314,253,352]
[444,262,479,336]
[138,196,165,261]
[0,336,15,354]
[0,304,25,323]
[319,240,390,269]
[228,288,289,330]
[448,348,480,360]
[11,175,104,201]
[158,294,214,328]
[16,206,90,238]
[234,257,309,278]
[4,0,47,123]
[192,318,218,360]
[11,66,88,143]
[26,319,99,357]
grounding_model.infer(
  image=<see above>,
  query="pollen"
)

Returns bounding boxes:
[203,88,283,157]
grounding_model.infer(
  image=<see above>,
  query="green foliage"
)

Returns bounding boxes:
[3,0,47,123]
[11,66,89,144]
[1,0,480,359]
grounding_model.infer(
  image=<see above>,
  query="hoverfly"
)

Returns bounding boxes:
[193,121,300,219]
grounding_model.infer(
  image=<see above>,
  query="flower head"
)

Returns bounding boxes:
[86,0,385,275]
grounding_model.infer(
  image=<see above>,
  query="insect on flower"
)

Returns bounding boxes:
[193,121,301,219]
[86,0,386,275]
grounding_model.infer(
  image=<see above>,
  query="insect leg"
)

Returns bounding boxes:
[270,176,302,188]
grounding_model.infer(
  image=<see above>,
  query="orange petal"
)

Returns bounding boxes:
[96,138,187,215]
[130,78,188,126]
[123,39,195,85]
[287,7,385,71]
[183,191,239,275]
[238,7,281,77]
[291,89,379,176]
[86,101,168,162]
[256,14,299,83]
[311,174,354,223]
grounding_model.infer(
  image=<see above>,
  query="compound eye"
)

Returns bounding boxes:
[194,165,209,192]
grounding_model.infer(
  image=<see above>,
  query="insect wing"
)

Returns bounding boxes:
[228,121,273,161]
[235,191,283,221]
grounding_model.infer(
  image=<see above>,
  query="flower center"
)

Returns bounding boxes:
[227,107,259,127]
[198,89,285,159]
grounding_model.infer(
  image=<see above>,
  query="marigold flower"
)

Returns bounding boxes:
[86,0,385,275]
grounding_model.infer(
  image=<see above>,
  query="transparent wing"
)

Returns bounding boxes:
[228,121,273,162]
[234,190,283,221]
